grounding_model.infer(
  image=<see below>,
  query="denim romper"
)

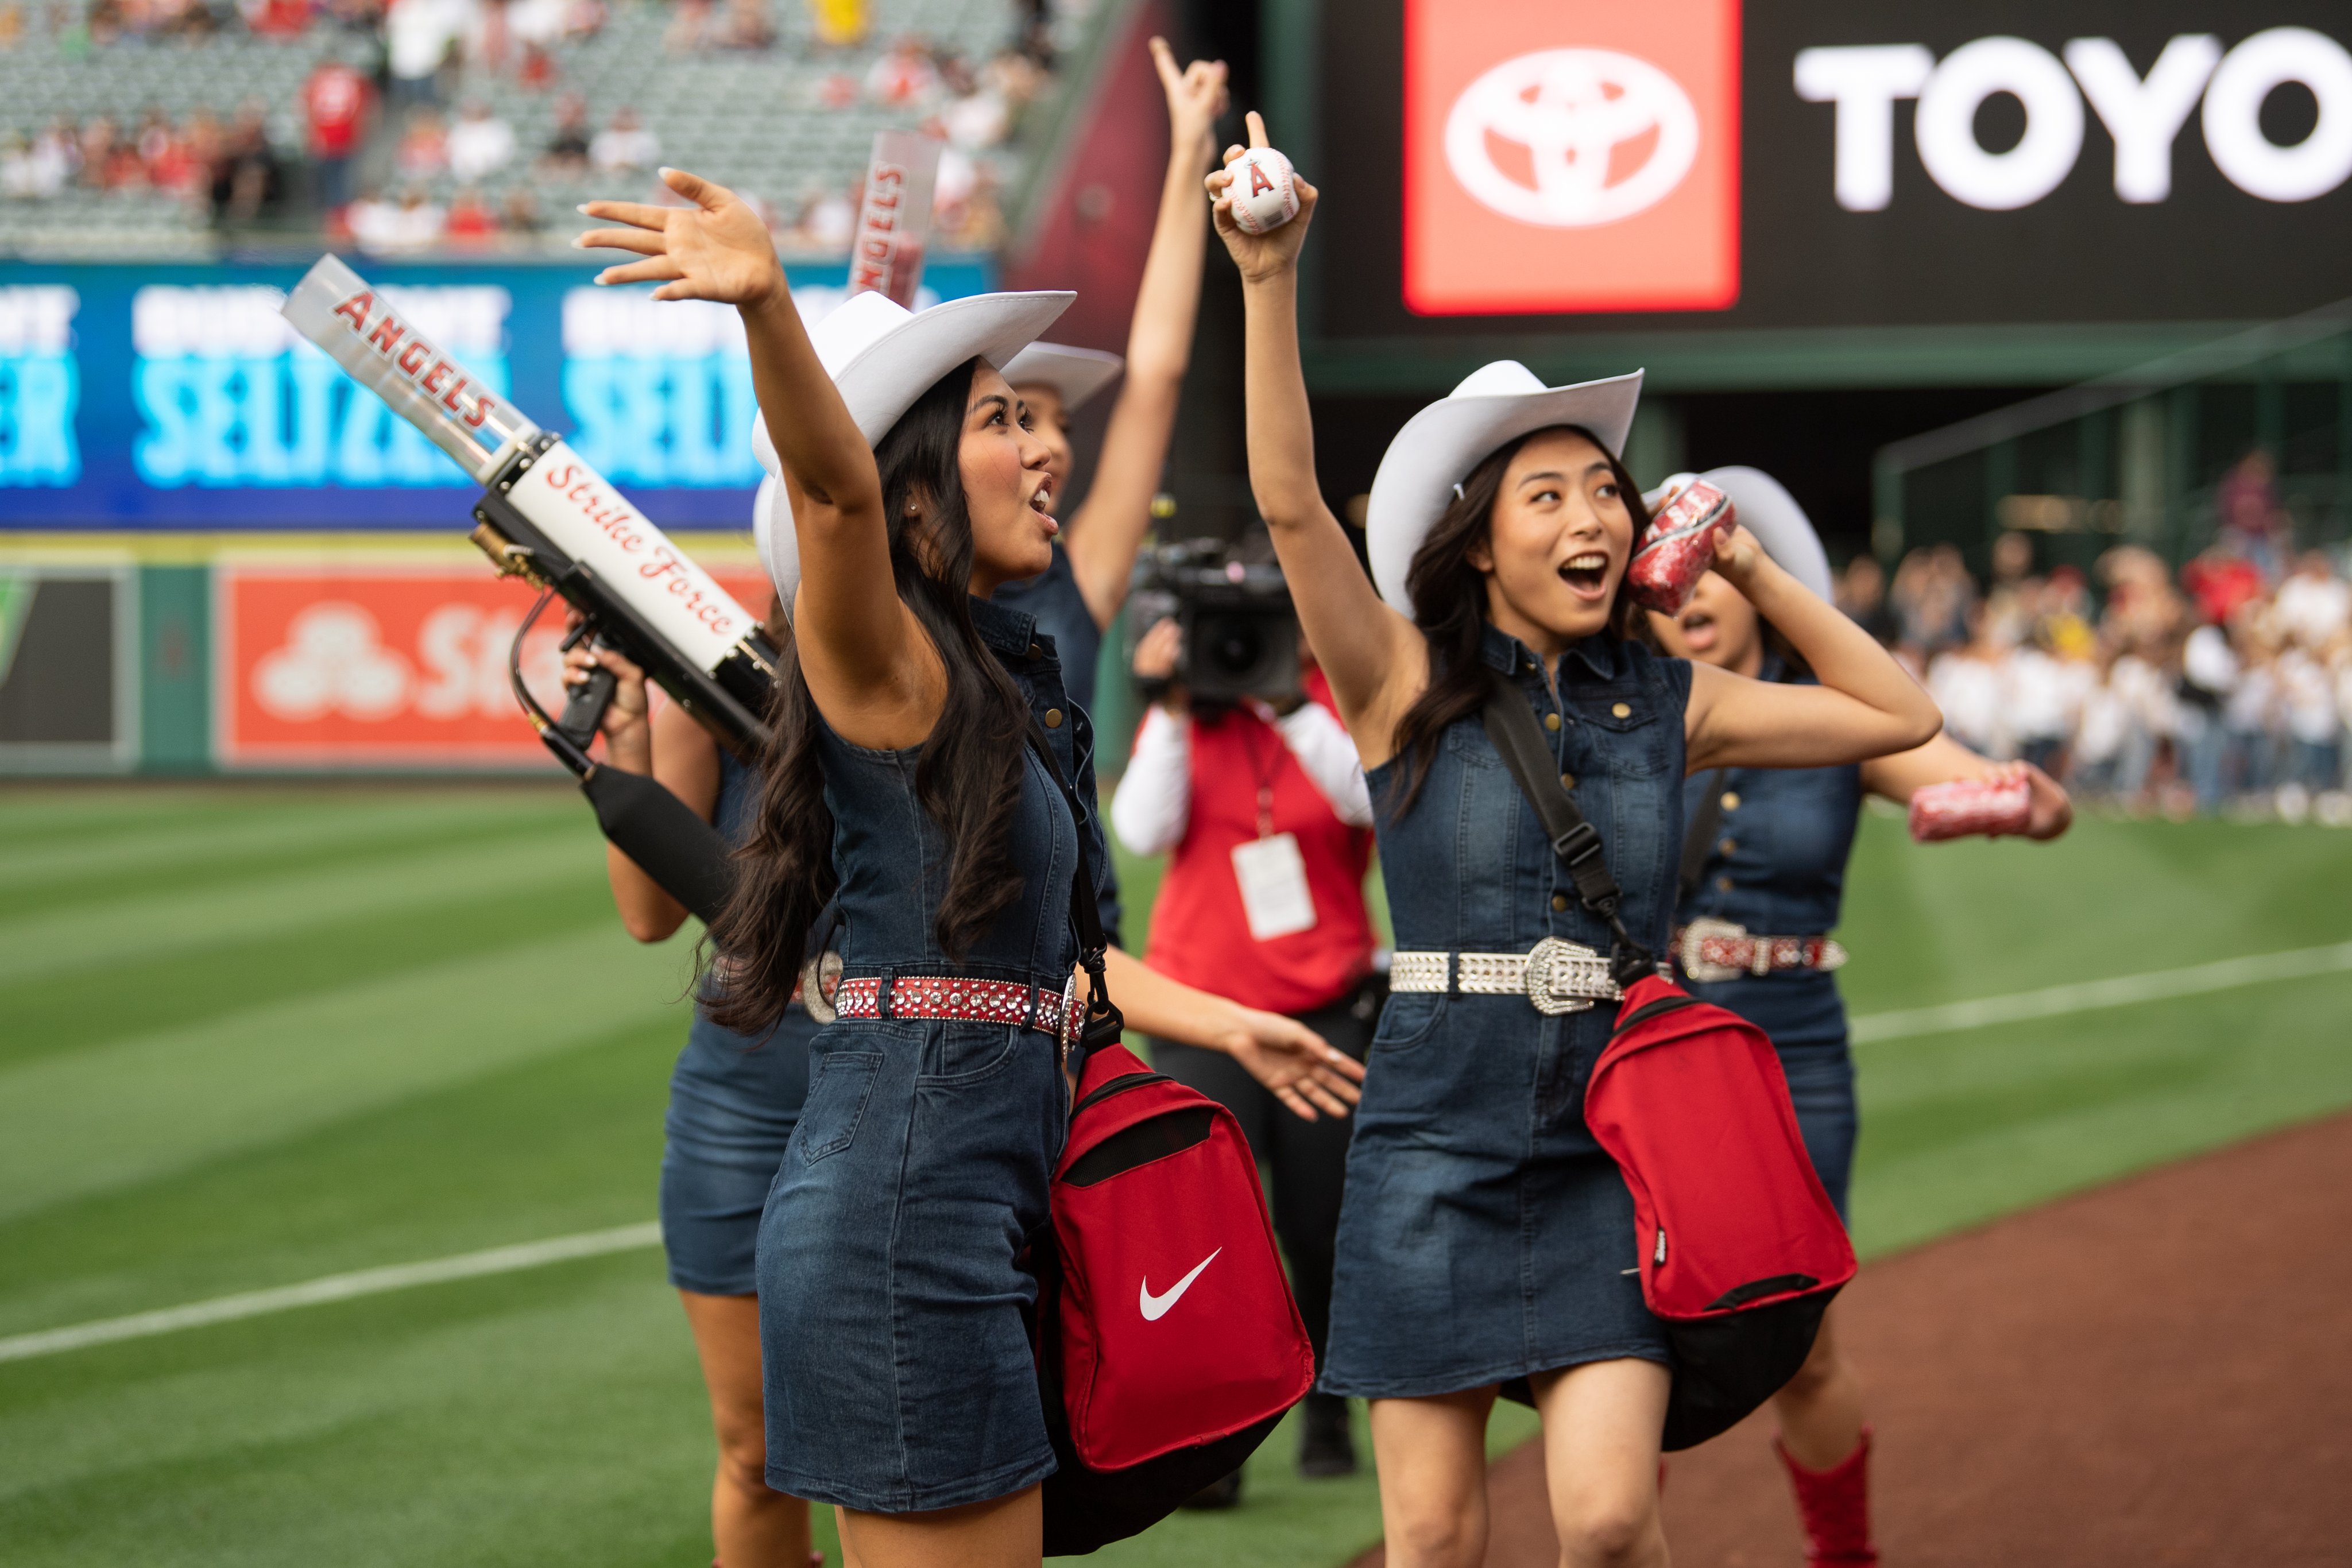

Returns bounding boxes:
[1677,657,1865,1217]
[755,597,1117,1515]
[659,749,818,1296]
[1322,628,1691,1401]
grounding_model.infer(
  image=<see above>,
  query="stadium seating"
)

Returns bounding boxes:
[0,0,1071,255]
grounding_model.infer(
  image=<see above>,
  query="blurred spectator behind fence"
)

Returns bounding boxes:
[1109,617,1376,1489]
[589,105,657,173]
[1881,513,2352,824]
[539,91,592,171]
[447,98,516,182]
[303,59,372,213]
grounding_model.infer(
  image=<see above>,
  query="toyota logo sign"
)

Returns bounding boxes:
[1444,49,1701,228]
[1403,0,1741,317]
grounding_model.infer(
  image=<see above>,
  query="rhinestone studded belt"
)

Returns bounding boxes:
[1674,917,1848,984]
[1388,937,1622,1016]
[831,973,1079,1045]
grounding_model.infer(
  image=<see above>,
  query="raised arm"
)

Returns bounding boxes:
[1686,525,1943,771]
[579,168,938,746]
[1210,114,1424,746]
[1062,40,1225,628]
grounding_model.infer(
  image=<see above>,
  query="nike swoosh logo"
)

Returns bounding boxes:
[1139,1248,1222,1321]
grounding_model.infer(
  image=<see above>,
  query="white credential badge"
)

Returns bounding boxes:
[1231,832,1317,942]
[1445,48,1701,228]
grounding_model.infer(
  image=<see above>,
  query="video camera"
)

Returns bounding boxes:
[281,254,764,923]
[1127,539,1299,707]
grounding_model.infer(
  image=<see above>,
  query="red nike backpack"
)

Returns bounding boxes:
[1020,726,1315,1555]
[1587,974,1858,1450]
[1035,1042,1317,1555]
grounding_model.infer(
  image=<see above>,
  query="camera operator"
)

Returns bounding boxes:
[1109,603,1379,1493]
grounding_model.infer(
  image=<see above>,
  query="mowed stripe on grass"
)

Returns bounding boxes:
[9,926,2352,1362]
[3,796,2351,1568]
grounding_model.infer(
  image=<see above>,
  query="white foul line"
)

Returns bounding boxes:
[0,1222,661,1365]
[1850,939,2352,1044]
[6,941,2349,1368]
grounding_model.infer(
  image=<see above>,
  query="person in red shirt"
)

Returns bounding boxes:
[1111,613,1378,1490]
[302,60,372,214]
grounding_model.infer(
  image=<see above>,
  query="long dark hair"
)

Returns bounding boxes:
[703,358,1033,1032]
[1385,424,1652,812]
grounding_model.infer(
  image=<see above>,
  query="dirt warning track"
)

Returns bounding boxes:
[1349,1112,2352,1567]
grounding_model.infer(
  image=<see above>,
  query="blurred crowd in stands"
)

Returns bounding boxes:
[1840,451,2352,824]
[0,0,1055,254]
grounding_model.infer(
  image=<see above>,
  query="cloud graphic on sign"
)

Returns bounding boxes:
[253,602,413,721]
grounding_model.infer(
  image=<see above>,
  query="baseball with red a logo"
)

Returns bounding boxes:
[1227,145,1300,234]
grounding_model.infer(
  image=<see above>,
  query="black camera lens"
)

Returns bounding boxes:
[1204,614,1263,676]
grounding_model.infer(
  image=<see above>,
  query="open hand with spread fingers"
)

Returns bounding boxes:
[1215,1005,1367,1122]
[1207,110,1317,283]
[574,167,786,309]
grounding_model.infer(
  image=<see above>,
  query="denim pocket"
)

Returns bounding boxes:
[797,1051,883,1165]
[1367,991,1447,1058]
[916,1021,1025,1086]
[1569,686,1669,774]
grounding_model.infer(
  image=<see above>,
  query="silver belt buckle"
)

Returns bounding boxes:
[1523,936,1607,1015]
[1059,970,1082,1060]
[1678,917,1744,985]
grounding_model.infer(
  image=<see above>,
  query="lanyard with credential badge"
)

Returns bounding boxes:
[1227,707,1317,942]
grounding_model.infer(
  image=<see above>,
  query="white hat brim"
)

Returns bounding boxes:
[1364,367,1644,617]
[1000,341,1124,413]
[824,289,1076,448]
[1646,466,1834,604]
[752,289,1076,601]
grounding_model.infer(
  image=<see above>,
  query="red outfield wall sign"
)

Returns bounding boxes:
[214,564,771,768]
[1402,0,1742,316]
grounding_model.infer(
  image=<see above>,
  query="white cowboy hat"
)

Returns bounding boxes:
[752,287,1076,603]
[1364,362,1644,617]
[1645,466,1833,603]
[1000,341,1124,413]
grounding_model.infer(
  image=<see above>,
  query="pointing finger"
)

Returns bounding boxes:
[1147,34,1181,92]
[1245,109,1269,148]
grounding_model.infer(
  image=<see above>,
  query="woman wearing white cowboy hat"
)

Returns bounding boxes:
[1643,467,2068,1568]
[993,37,1230,717]
[579,165,1364,1567]
[1205,114,1942,1567]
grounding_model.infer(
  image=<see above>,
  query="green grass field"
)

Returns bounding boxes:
[4,787,2350,1567]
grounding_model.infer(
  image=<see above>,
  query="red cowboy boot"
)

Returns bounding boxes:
[1775,1427,1878,1566]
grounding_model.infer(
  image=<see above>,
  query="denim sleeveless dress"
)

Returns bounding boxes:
[755,597,1117,1514]
[1676,658,1865,1217]
[659,748,819,1296]
[1322,628,1692,1401]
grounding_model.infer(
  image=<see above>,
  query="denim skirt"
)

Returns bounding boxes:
[1321,991,1670,1401]
[659,1002,816,1296]
[755,1013,1068,1513]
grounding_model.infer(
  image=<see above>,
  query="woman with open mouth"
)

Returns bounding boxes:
[1645,467,2071,1568]
[580,160,1363,1567]
[1208,113,1943,1568]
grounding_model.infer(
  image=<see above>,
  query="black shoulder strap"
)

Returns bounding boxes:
[1678,769,1728,904]
[1479,669,1658,989]
[1024,719,1124,1051]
